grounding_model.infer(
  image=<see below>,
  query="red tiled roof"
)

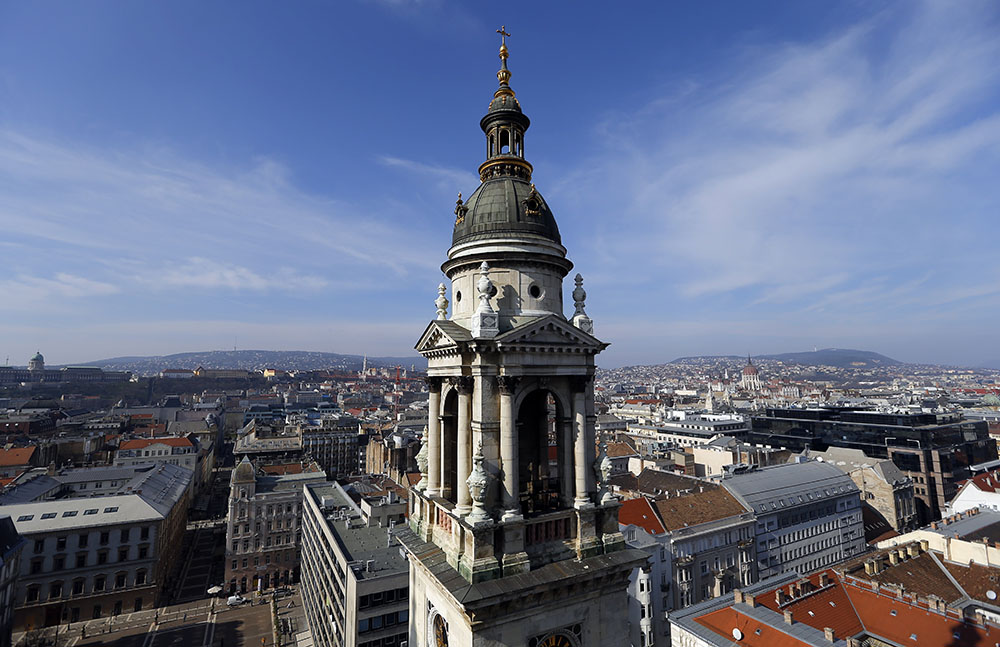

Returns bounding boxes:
[0,447,35,467]
[694,569,992,647]
[694,607,810,647]
[756,571,864,638]
[848,581,989,647]
[618,497,666,535]
[963,470,1000,493]
[119,436,192,450]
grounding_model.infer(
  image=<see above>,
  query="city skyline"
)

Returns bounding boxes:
[2,1,999,368]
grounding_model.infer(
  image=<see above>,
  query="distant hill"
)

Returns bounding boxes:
[669,348,903,369]
[761,348,903,368]
[61,350,423,376]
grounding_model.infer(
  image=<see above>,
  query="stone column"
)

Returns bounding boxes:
[572,376,593,509]
[425,377,443,498]
[454,376,474,516]
[497,376,520,519]
[560,416,574,507]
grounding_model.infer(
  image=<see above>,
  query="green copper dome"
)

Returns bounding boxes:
[453,177,560,246]
[30,352,43,362]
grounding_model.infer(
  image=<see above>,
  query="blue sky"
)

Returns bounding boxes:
[1,1,999,368]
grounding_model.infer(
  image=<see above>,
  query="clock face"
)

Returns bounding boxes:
[433,614,448,647]
[538,634,573,647]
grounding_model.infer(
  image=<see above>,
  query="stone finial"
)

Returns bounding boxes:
[571,273,594,334]
[466,442,492,525]
[435,283,449,320]
[415,427,429,492]
[471,262,499,338]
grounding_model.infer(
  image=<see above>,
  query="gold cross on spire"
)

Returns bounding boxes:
[497,25,510,47]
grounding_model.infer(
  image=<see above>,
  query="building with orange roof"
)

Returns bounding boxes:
[672,565,996,647]
[0,447,39,479]
[618,481,757,647]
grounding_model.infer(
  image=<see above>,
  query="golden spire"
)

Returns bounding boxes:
[495,25,513,95]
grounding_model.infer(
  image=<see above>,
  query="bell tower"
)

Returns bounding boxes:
[402,28,646,647]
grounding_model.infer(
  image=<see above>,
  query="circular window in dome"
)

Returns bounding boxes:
[455,291,462,303]
[528,284,542,299]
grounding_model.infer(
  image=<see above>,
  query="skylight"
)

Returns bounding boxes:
[103,506,119,513]
[40,513,57,519]
[17,515,33,522]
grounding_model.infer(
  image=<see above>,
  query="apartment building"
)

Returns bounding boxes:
[300,481,409,647]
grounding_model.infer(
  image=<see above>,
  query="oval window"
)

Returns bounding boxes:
[528,284,542,299]
[455,291,462,303]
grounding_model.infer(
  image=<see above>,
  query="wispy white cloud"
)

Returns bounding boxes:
[147,258,328,292]
[561,0,1000,320]
[379,155,478,195]
[0,130,442,305]
[0,273,119,308]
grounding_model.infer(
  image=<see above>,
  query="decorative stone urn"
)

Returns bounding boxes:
[595,434,615,505]
[415,431,429,492]
[466,442,492,524]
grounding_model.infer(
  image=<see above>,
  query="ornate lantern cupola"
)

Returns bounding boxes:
[479,26,532,183]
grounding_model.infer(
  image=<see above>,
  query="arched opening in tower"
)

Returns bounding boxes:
[441,389,459,504]
[516,390,565,515]
[499,129,510,155]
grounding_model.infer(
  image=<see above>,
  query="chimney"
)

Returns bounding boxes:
[784,610,794,625]
[733,589,744,604]
[847,638,862,647]
[819,572,830,587]
[931,521,939,530]
[744,593,756,608]
[907,543,919,558]
[824,627,835,643]
[864,560,875,575]
[920,540,930,552]
[889,551,900,565]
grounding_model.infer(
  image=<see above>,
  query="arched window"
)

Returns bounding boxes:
[500,129,510,154]
[135,569,147,585]
[26,585,39,603]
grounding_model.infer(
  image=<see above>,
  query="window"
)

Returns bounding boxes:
[19,515,34,522]
[30,559,42,575]
[98,551,108,565]
[120,529,130,543]
[84,509,98,516]
[26,586,39,602]
[94,576,106,591]
[118,548,129,562]
[76,554,87,568]
[138,545,148,559]
[103,506,119,513]
[50,582,63,598]
[100,532,110,545]
[72,579,85,595]
[33,539,44,554]
[140,527,149,540]
[62,510,78,518]
[54,556,65,571]
[56,536,67,550]
[115,572,127,589]
[78,533,89,548]
[136,570,147,585]
[41,513,57,520]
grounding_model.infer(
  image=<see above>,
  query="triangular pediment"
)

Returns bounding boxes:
[415,319,473,354]
[495,314,606,350]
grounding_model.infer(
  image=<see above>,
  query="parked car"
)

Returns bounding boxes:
[227,595,247,606]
